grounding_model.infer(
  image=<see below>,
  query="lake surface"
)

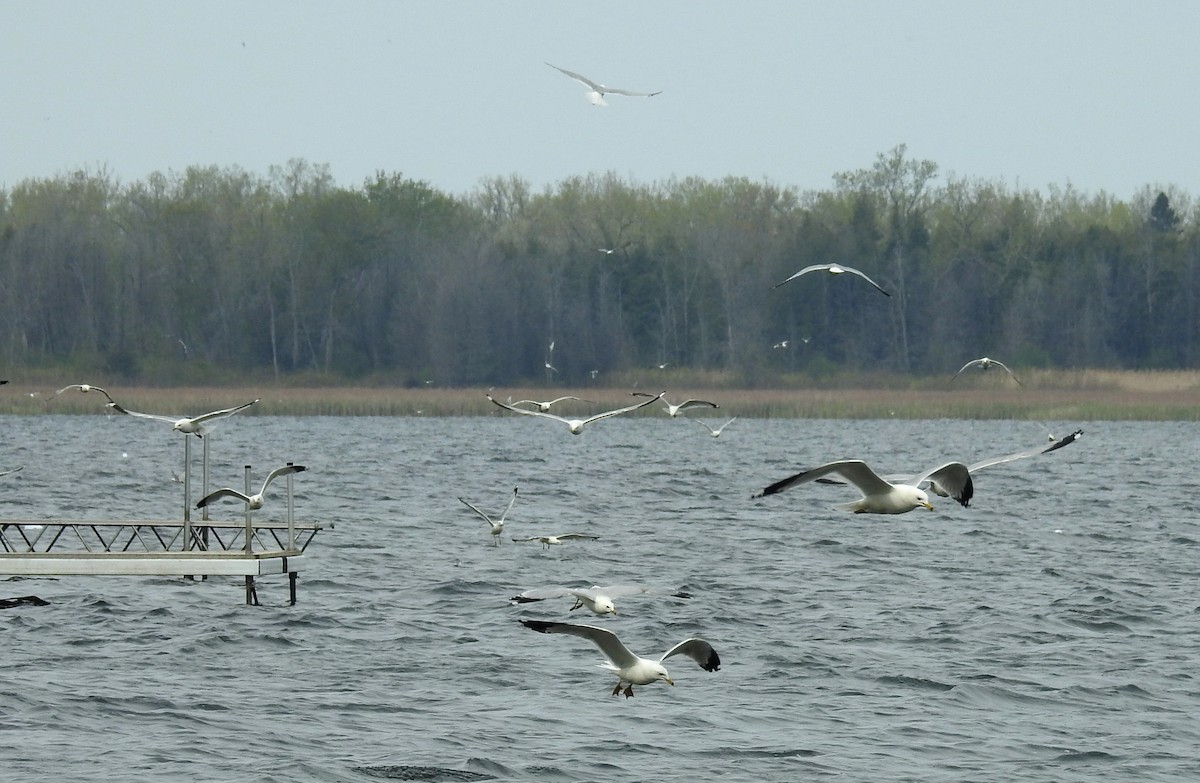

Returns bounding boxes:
[2,413,1199,782]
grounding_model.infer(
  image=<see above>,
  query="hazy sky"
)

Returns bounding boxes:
[2,2,1196,198]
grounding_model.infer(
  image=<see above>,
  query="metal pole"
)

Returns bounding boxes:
[183,436,191,551]
[286,461,295,552]
[200,437,210,551]
[243,464,252,555]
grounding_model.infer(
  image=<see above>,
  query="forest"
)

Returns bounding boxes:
[0,144,1195,388]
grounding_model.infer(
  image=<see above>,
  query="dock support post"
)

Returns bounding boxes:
[289,571,297,606]
[245,575,258,606]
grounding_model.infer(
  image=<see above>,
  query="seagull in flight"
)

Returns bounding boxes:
[512,396,590,412]
[512,584,691,616]
[772,263,891,297]
[632,392,719,417]
[545,62,662,106]
[692,417,737,438]
[753,459,973,513]
[512,533,599,549]
[110,398,259,437]
[195,464,306,510]
[520,620,719,698]
[487,391,662,434]
[458,487,518,545]
[951,357,1023,386]
[48,384,118,405]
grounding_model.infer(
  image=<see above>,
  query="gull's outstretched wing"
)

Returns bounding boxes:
[258,464,306,495]
[968,429,1083,472]
[195,488,253,508]
[487,395,571,425]
[458,496,494,523]
[754,459,892,499]
[545,62,602,91]
[660,638,721,671]
[914,461,973,507]
[520,620,639,669]
[190,399,260,425]
[109,403,179,424]
[579,392,663,425]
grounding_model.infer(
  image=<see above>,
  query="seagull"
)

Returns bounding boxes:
[773,340,789,349]
[692,417,737,438]
[512,396,591,413]
[195,464,306,510]
[487,391,662,435]
[951,357,1023,386]
[512,533,599,549]
[753,459,973,513]
[457,487,518,546]
[48,383,118,405]
[772,263,891,297]
[512,584,691,615]
[632,392,719,417]
[110,398,259,437]
[545,62,662,107]
[520,620,719,698]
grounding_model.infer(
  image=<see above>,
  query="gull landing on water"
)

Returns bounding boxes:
[545,62,662,106]
[195,464,306,510]
[110,398,259,437]
[772,263,891,297]
[951,357,1023,386]
[487,391,662,434]
[753,459,973,513]
[457,487,518,545]
[512,533,599,549]
[520,620,719,698]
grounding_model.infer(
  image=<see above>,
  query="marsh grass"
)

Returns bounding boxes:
[4,369,1200,420]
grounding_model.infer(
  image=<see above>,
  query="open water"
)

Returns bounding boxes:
[1,412,1199,782]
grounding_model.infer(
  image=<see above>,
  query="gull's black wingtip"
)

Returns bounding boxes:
[521,619,556,633]
[702,648,721,672]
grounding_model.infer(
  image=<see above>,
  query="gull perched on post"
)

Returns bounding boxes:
[110,398,259,437]
[196,464,306,510]
[545,62,662,106]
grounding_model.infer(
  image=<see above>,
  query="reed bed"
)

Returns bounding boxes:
[4,377,1200,420]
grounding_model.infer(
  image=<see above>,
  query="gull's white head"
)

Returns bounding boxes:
[652,662,674,686]
[907,486,934,511]
[592,597,616,616]
[567,420,586,435]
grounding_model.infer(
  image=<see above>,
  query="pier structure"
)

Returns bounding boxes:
[0,437,320,605]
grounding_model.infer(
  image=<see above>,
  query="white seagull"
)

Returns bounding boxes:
[195,464,306,510]
[632,392,719,417]
[487,391,662,435]
[520,620,719,698]
[772,263,891,297]
[753,459,973,513]
[512,396,591,413]
[48,383,118,405]
[692,417,737,438]
[458,487,518,545]
[512,584,691,616]
[951,357,1023,386]
[110,398,259,437]
[512,533,599,549]
[545,62,662,106]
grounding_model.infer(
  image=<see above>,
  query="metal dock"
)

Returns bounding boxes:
[0,447,323,606]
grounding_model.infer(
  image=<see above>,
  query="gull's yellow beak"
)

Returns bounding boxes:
[922,501,934,511]
[667,678,675,686]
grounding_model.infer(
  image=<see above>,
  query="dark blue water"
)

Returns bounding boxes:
[2,413,1198,782]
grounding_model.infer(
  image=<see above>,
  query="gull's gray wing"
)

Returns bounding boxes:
[915,461,973,507]
[544,62,601,91]
[839,265,892,297]
[195,488,252,508]
[659,638,721,671]
[457,496,494,523]
[772,264,827,289]
[753,459,892,499]
[109,403,179,424]
[603,86,662,98]
[950,359,984,381]
[989,360,1023,385]
[511,586,576,603]
[967,429,1083,472]
[593,585,692,600]
[259,464,306,495]
[190,399,259,425]
[520,620,639,668]
[557,533,600,541]
[580,392,663,425]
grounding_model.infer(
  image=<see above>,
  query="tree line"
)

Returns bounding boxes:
[0,145,1195,387]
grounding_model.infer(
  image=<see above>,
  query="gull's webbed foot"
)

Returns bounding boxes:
[622,685,635,698]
